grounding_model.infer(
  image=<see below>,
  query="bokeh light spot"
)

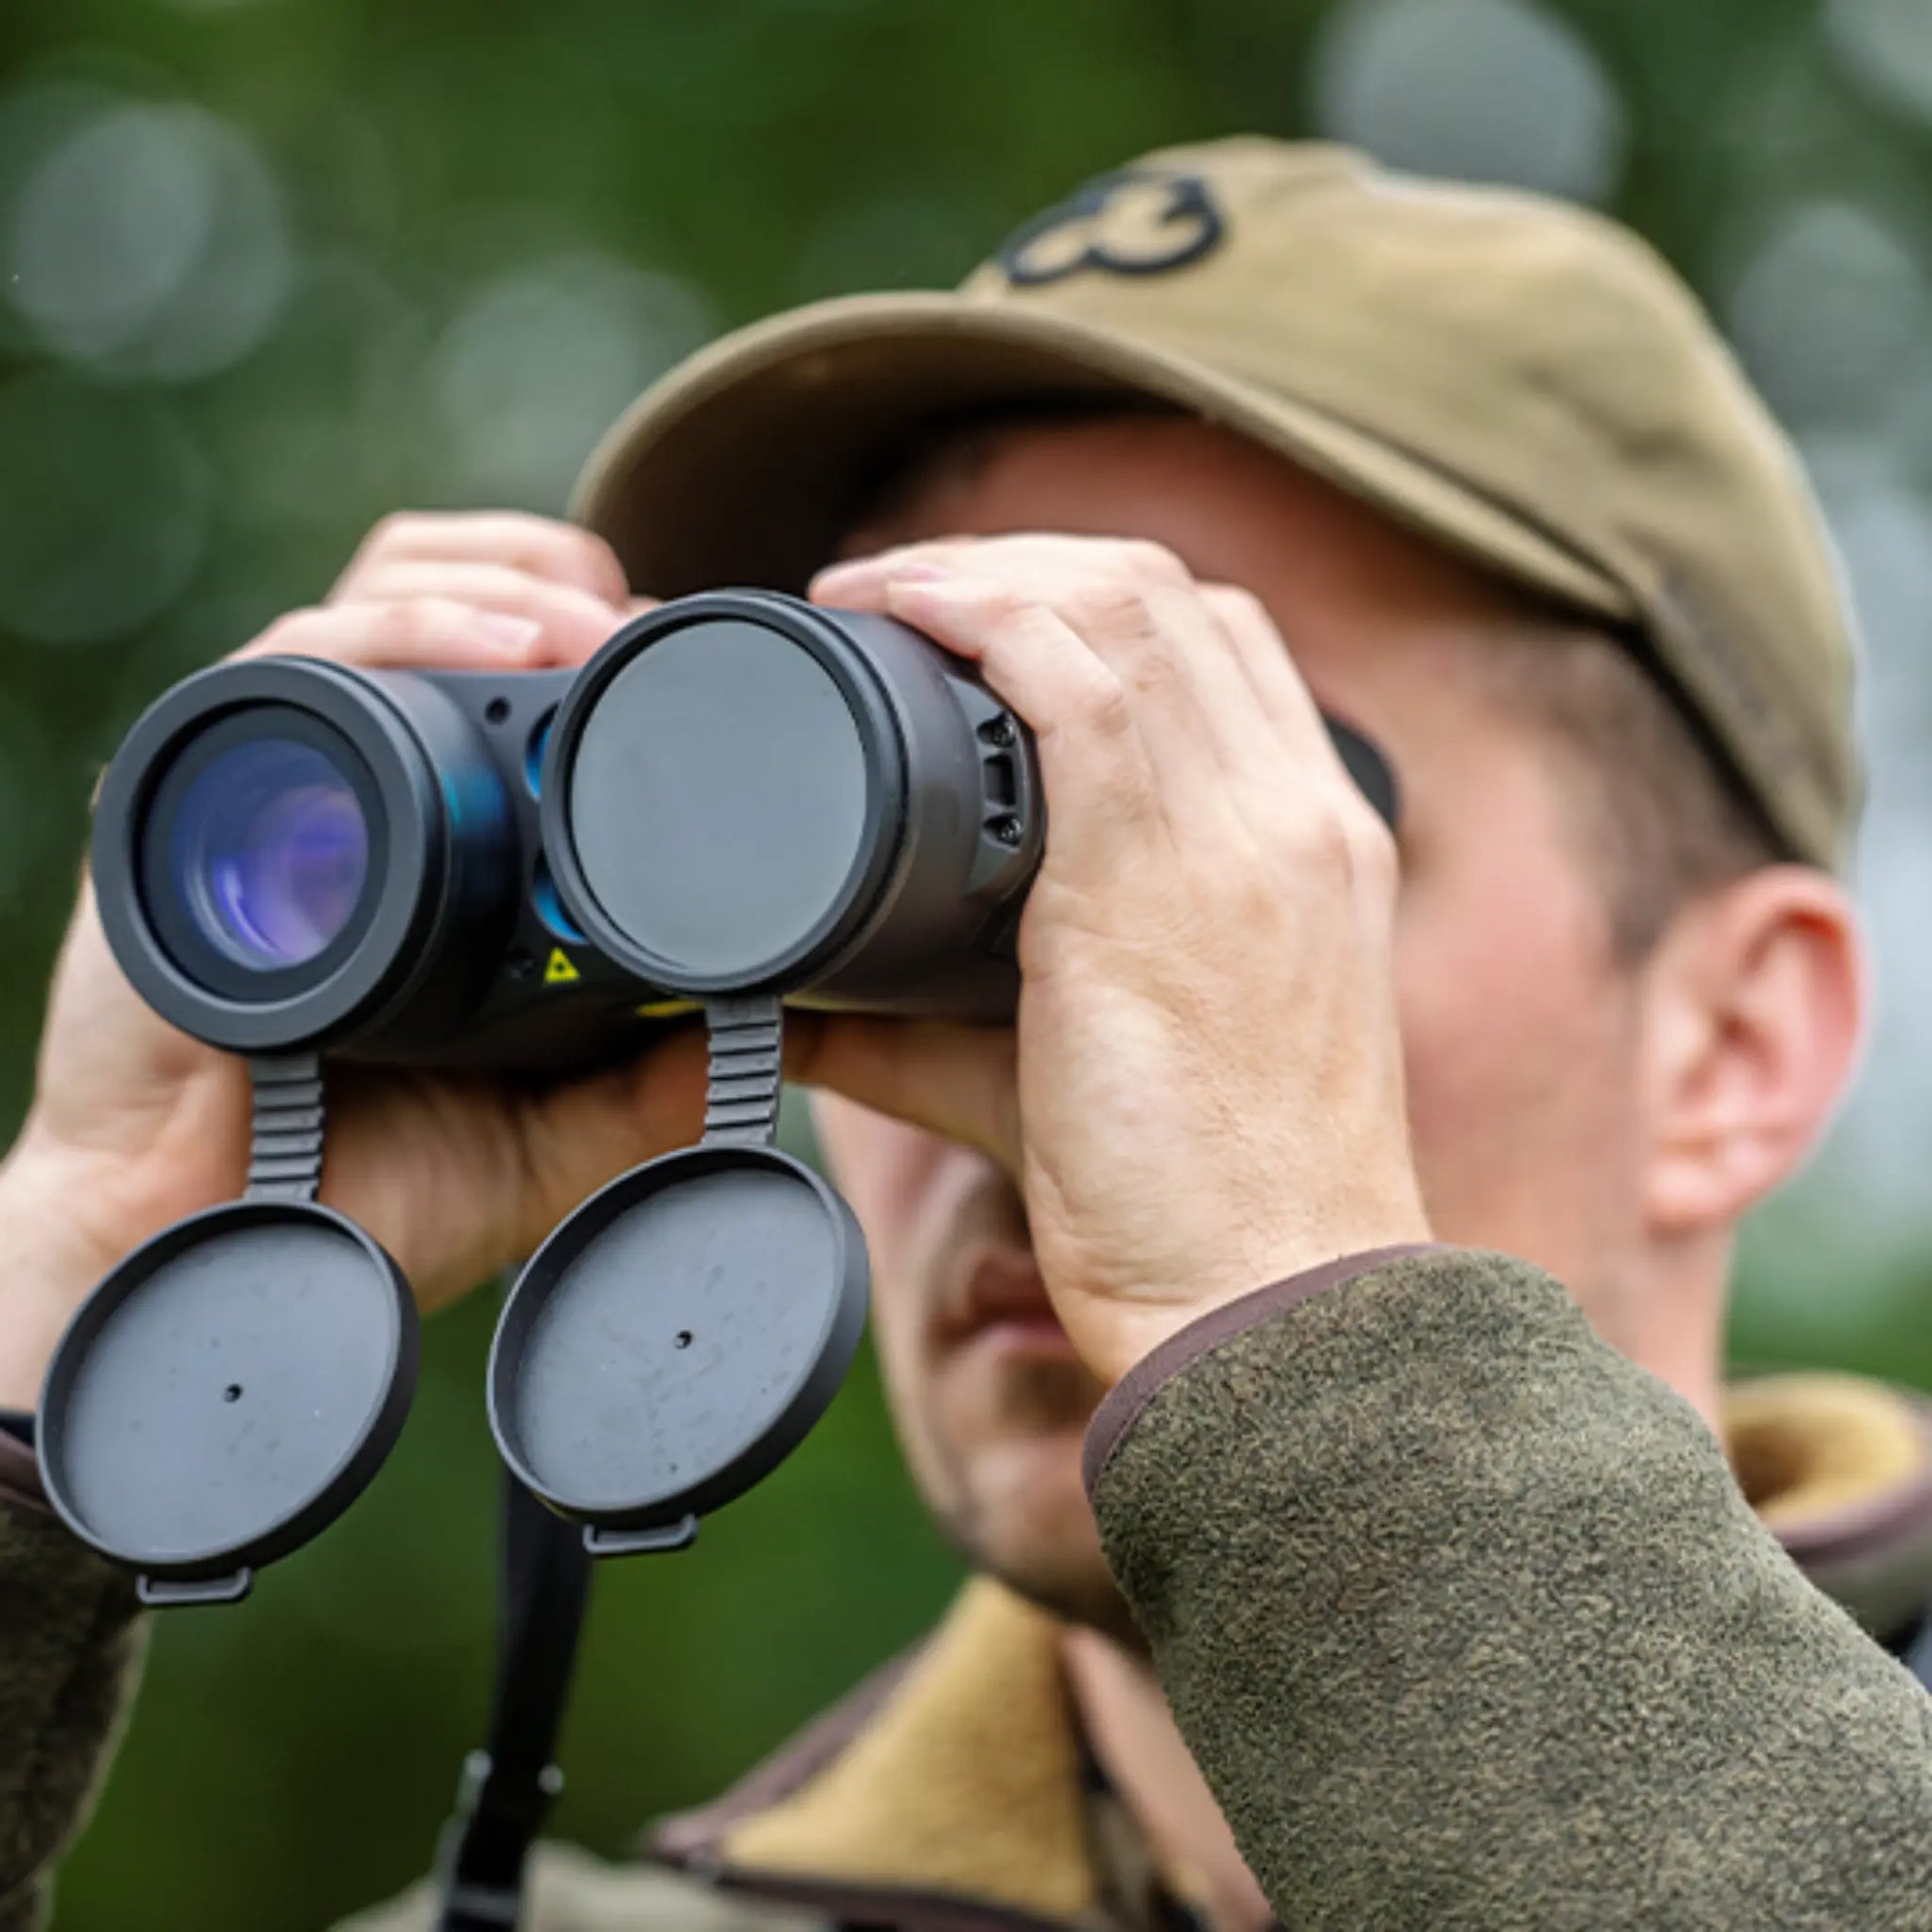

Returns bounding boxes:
[1828,0,1932,125]
[429,251,712,511]
[1311,0,1624,205]
[1725,201,1932,427]
[7,99,292,379]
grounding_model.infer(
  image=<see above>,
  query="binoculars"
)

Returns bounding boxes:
[41,588,1396,1600]
[89,591,1060,1068]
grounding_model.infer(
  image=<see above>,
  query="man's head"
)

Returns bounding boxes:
[805,409,1859,1639]
[573,138,1867,1639]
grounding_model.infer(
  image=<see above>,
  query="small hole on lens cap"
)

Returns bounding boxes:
[485,697,511,726]
[223,1384,243,1402]
[673,1330,693,1349]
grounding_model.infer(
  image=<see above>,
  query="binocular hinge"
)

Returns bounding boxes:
[245,1052,326,1202]
[701,997,783,1149]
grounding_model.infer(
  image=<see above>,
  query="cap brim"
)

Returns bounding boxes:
[573,291,1633,621]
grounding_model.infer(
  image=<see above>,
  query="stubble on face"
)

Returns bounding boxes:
[835,1115,1149,1646]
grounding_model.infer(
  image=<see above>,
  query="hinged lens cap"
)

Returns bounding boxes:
[38,1199,417,1600]
[487,1144,868,1542]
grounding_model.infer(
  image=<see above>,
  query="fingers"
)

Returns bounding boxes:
[1200,582,1397,872]
[328,561,622,665]
[785,1014,1023,1174]
[814,540,1247,776]
[241,508,647,675]
[817,536,1382,839]
[336,511,629,607]
[870,571,1167,881]
[814,536,1283,853]
[233,599,565,672]
[327,511,633,674]
[1196,583,1339,776]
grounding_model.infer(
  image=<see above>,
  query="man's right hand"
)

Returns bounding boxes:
[0,512,711,1411]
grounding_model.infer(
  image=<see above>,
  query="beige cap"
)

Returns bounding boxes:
[574,137,1861,867]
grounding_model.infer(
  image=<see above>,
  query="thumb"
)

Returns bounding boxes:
[785,1015,1022,1175]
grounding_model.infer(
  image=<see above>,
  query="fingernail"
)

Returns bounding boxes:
[886,561,950,584]
[478,614,543,652]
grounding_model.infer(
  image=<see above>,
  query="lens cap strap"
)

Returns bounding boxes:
[701,995,784,1148]
[244,1052,326,1202]
[435,1465,590,1932]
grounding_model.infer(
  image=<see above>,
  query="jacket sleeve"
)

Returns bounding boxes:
[1084,1247,1932,1931]
[0,1433,144,1932]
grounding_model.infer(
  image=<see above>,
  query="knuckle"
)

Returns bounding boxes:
[1203,582,1269,631]
[1283,788,1396,893]
[971,579,1044,631]
[1348,806,1401,891]
[533,519,624,591]
[361,509,419,558]
[1065,577,1161,644]
[237,607,323,659]
[398,596,471,644]
[1113,538,1188,585]
[334,512,423,597]
[1070,663,1134,742]
[1227,852,1288,930]
[535,519,598,567]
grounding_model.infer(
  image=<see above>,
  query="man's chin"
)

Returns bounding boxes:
[940,1441,1146,1651]
[969,1536,1147,1654]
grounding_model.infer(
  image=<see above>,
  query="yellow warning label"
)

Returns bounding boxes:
[543,949,580,985]
[634,998,700,1020]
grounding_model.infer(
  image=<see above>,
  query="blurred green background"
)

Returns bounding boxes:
[6,0,1932,1924]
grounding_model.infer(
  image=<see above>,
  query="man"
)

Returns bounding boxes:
[3,135,1932,1929]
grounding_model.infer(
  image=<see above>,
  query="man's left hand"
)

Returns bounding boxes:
[804,535,1431,1384]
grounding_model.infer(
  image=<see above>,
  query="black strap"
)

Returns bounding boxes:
[434,1465,592,1929]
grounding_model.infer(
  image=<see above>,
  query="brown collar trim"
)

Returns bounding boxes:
[1749,1386,1932,1566]
[688,1866,1095,1932]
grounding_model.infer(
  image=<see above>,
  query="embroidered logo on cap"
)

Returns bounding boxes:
[998,169,1225,287]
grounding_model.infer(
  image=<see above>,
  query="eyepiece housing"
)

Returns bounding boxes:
[540,592,1042,1014]
[92,655,519,1055]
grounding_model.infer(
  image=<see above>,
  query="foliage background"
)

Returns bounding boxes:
[4,0,1932,1924]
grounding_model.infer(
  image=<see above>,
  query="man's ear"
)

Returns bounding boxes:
[1638,866,1865,1237]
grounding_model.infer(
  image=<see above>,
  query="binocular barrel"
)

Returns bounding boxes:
[92,588,1395,1068]
[90,592,1050,1064]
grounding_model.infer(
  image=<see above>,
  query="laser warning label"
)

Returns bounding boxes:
[544,949,580,985]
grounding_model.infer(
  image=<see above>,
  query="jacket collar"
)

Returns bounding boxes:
[649,1373,1932,1932]
[1726,1372,1932,1637]
[652,1580,1109,1931]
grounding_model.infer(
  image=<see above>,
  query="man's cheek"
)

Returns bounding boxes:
[1396,912,1582,1210]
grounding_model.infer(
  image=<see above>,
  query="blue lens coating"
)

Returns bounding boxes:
[170,738,370,970]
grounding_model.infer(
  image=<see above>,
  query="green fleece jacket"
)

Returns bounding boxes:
[6,1246,1932,1930]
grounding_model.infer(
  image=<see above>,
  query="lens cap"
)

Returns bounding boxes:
[488,1144,868,1553]
[39,1199,417,1604]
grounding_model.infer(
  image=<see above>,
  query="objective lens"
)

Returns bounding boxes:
[169,739,370,970]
